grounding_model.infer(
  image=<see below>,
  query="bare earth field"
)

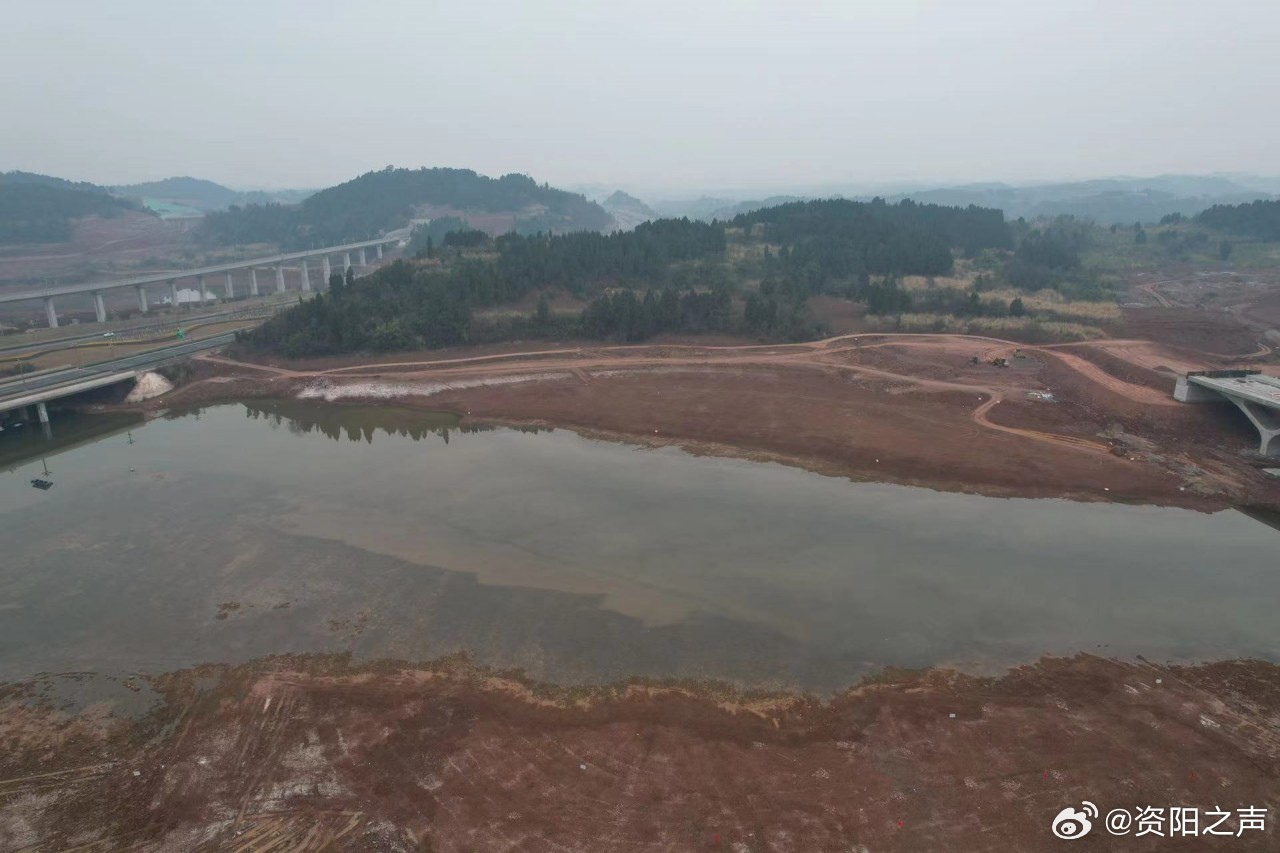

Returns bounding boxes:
[0,212,197,290]
[2,654,1277,851]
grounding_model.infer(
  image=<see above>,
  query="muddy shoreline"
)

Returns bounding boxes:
[96,342,1279,512]
[3,651,1277,850]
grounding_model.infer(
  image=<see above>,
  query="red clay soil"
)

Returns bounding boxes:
[2,653,1276,851]
[1120,307,1263,357]
[422,366,1187,503]
[1246,289,1280,326]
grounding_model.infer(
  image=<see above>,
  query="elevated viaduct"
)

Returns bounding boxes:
[0,232,406,328]
[1175,370,1280,456]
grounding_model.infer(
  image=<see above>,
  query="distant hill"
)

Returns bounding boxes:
[113,176,242,211]
[112,176,315,216]
[0,171,140,244]
[600,191,655,230]
[653,195,809,222]
[652,196,738,220]
[198,167,615,249]
[707,196,808,221]
[3,170,115,194]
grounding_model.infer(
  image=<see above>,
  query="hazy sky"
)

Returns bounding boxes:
[5,1,1279,195]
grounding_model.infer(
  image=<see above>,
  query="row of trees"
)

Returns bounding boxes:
[724,199,1012,319]
[580,287,733,340]
[734,197,1011,260]
[244,215,730,355]
[1197,199,1280,240]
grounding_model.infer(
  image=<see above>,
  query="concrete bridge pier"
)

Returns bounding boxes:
[44,297,58,329]
[36,402,49,424]
[321,256,331,283]
[343,252,352,273]
[93,292,107,323]
[274,264,285,294]
[1225,396,1280,456]
[249,268,259,296]
[199,275,210,305]
[169,280,179,309]
[1176,373,1280,456]
[225,272,235,300]
[300,259,310,291]
[358,248,367,267]
[136,286,148,313]
[376,244,383,260]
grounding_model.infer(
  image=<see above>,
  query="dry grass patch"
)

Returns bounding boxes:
[865,313,1105,342]
[901,274,974,291]
[981,289,1120,323]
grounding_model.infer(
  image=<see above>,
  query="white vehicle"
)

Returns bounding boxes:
[101,331,116,338]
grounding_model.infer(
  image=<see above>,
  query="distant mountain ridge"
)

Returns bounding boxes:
[112,176,314,215]
[600,191,656,230]
[879,176,1273,224]
[197,167,615,249]
[651,174,1276,226]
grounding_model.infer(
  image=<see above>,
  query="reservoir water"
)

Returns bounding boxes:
[2,400,1278,694]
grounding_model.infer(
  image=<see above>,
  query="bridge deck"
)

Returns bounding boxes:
[0,333,236,415]
[1189,374,1280,409]
[0,231,407,304]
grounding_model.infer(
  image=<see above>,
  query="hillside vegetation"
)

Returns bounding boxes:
[0,171,140,243]
[198,167,613,249]
[1196,198,1280,241]
[241,198,1023,356]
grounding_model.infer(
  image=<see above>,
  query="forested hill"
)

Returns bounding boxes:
[241,197,1011,357]
[0,171,140,244]
[734,198,1010,269]
[1196,199,1280,240]
[113,176,242,211]
[198,167,614,249]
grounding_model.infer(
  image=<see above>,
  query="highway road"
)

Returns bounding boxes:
[0,307,275,358]
[0,332,236,413]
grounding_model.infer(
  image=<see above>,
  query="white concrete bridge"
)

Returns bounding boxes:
[1175,370,1280,456]
[0,231,406,328]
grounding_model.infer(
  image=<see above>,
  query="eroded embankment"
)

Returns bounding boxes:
[2,653,1277,851]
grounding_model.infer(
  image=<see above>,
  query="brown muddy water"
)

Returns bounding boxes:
[1,399,1279,695]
